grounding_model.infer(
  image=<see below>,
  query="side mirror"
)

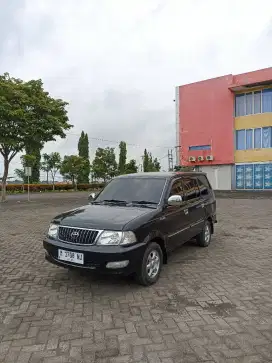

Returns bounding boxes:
[167,194,183,207]
[88,192,96,202]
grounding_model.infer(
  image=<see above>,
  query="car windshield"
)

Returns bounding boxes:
[95,177,166,205]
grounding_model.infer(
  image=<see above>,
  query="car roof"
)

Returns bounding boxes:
[115,171,207,179]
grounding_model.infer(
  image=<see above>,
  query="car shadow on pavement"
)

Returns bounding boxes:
[48,238,202,291]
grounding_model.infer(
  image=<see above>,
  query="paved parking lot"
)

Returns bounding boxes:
[1,193,272,363]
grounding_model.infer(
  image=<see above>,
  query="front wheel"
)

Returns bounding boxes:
[135,242,163,286]
[196,220,212,247]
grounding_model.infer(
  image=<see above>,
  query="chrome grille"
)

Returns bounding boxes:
[58,226,99,245]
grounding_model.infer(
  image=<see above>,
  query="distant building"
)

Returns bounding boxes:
[175,67,272,190]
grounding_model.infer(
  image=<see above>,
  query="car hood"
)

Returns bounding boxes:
[53,204,155,230]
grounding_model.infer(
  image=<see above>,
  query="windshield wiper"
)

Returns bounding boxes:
[131,200,158,205]
[102,199,128,204]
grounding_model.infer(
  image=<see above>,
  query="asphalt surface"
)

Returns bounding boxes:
[1,193,272,363]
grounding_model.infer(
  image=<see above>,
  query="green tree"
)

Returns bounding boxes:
[0,72,72,201]
[14,168,26,182]
[125,159,138,174]
[77,131,90,183]
[147,152,154,171]
[143,149,149,172]
[92,147,118,182]
[41,152,62,189]
[143,149,161,172]
[118,141,127,175]
[20,154,36,183]
[60,155,86,189]
[174,165,194,172]
[41,153,51,183]
[152,157,161,171]
[21,154,36,168]
[25,144,41,183]
[13,154,38,185]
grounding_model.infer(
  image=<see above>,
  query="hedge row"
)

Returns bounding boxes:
[1,183,105,193]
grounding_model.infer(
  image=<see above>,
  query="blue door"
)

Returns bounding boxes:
[253,164,264,189]
[236,165,245,189]
[264,163,272,190]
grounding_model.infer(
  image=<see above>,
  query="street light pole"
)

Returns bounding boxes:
[25,167,32,202]
[27,175,30,202]
[174,145,181,167]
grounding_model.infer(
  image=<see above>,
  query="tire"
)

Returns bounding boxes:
[196,220,212,247]
[135,242,163,286]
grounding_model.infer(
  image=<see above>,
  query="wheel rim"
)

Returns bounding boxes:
[204,224,210,243]
[146,250,160,279]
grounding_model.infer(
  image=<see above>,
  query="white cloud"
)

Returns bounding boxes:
[0,0,272,178]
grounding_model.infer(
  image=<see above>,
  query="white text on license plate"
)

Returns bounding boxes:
[58,249,84,264]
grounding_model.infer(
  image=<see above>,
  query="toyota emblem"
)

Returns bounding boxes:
[71,231,79,238]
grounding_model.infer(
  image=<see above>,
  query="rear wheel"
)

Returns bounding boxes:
[135,242,163,286]
[196,220,212,247]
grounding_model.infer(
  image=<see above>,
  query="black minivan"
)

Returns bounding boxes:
[44,172,217,286]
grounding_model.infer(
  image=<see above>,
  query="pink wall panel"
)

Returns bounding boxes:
[178,75,234,166]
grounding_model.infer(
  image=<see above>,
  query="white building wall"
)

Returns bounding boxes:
[199,165,232,190]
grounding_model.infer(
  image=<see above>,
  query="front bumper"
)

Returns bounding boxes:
[43,238,146,275]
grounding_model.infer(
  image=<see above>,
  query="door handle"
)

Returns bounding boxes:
[184,209,188,215]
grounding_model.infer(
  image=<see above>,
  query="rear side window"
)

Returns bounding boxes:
[197,175,211,196]
[182,177,200,201]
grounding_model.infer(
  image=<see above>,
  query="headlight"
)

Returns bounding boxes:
[96,231,137,246]
[48,223,58,238]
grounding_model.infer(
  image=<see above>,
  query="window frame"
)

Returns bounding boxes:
[188,145,211,151]
[245,92,253,116]
[236,129,246,150]
[262,88,272,113]
[236,127,272,150]
[253,90,262,114]
[234,88,272,116]
[253,127,262,149]
[262,127,272,149]
[245,128,253,150]
[235,94,246,117]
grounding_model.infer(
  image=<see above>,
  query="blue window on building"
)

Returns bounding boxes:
[262,88,272,113]
[254,128,262,148]
[244,164,254,189]
[236,130,245,150]
[235,88,272,116]
[236,163,272,190]
[253,91,261,114]
[262,127,272,148]
[246,93,253,115]
[246,129,253,149]
[264,164,272,189]
[236,127,271,149]
[254,164,264,189]
[235,94,245,116]
[236,165,245,189]
[188,145,211,151]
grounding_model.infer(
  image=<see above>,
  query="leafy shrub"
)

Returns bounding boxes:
[1,183,105,193]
